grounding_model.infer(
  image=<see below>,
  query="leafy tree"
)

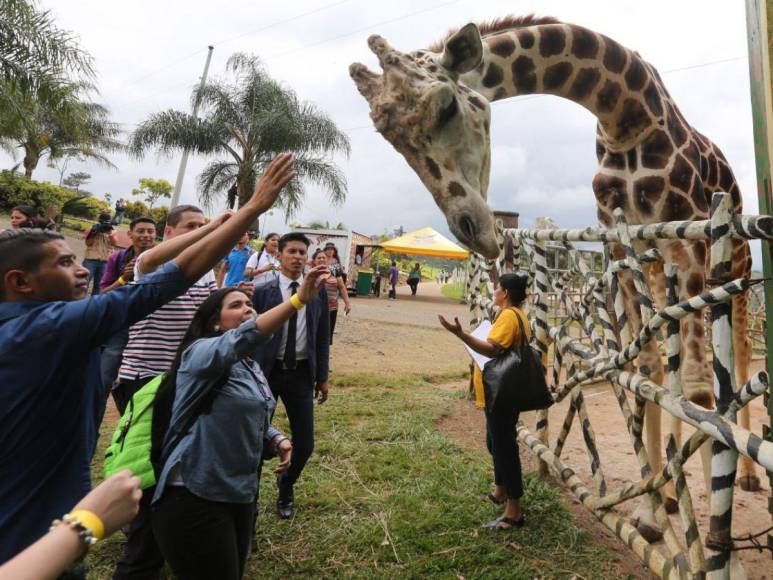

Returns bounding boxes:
[0,77,122,177]
[62,170,91,191]
[129,52,350,214]
[0,0,94,86]
[123,200,150,220]
[131,177,173,208]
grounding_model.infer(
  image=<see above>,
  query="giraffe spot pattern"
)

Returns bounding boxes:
[425,156,441,180]
[669,154,693,192]
[642,80,663,118]
[595,80,621,113]
[617,98,650,142]
[624,58,647,92]
[543,61,573,91]
[512,56,537,93]
[692,241,707,264]
[602,39,627,74]
[595,139,606,162]
[602,152,625,170]
[569,67,601,101]
[690,174,709,212]
[592,174,629,211]
[517,29,535,49]
[468,95,486,110]
[633,176,664,215]
[482,63,504,88]
[489,36,516,58]
[448,181,466,197]
[640,128,673,173]
[686,272,703,296]
[538,26,566,57]
[570,26,599,59]
[662,190,692,221]
[494,87,508,100]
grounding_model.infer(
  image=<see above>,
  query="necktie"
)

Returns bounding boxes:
[283,281,299,370]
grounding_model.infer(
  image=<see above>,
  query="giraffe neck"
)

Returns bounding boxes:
[459,23,667,152]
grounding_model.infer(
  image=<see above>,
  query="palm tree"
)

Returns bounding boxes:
[0,77,122,178]
[129,53,350,213]
[0,0,94,84]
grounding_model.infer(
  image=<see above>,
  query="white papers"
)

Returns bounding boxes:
[464,321,492,370]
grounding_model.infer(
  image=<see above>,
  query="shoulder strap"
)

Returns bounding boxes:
[509,307,529,348]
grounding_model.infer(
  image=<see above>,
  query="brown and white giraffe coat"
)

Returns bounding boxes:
[351,14,760,541]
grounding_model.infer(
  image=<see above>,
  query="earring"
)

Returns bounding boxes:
[214,325,220,332]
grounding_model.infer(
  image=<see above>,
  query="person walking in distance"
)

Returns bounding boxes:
[407,263,421,296]
[388,261,399,300]
[251,233,331,519]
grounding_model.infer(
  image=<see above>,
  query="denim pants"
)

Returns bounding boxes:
[485,408,524,500]
[269,362,314,487]
[83,259,107,295]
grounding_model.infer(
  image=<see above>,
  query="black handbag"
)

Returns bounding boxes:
[482,308,553,414]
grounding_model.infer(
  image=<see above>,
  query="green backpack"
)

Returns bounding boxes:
[104,374,165,490]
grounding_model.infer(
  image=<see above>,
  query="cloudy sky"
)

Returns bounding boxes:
[10,0,763,264]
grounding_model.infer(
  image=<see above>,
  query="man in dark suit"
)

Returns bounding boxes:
[252,232,330,518]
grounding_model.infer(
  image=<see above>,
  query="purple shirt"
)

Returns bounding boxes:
[389,266,399,285]
[100,248,134,290]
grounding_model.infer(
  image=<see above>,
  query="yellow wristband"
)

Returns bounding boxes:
[290,294,305,310]
[69,510,105,541]
[117,276,127,286]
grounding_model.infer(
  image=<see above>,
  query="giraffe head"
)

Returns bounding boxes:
[349,24,499,259]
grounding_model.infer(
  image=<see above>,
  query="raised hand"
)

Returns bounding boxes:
[247,153,296,213]
[210,210,236,228]
[297,265,331,303]
[438,314,463,336]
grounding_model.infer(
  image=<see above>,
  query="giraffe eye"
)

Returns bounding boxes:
[437,96,458,129]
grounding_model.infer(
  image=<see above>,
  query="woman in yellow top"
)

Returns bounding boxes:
[439,273,530,530]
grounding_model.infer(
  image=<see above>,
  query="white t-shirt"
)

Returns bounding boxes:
[246,250,280,287]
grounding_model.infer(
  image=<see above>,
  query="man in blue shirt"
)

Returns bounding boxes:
[217,232,253,287]
[0,153,295,565]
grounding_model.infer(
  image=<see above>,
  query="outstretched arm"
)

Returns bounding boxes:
[254,265,329,336]
[437,315,498,357]
[137,211,234,275]
[174,154,295,282]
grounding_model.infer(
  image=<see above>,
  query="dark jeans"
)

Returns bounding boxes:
[408,278,419,295]
[152,487,254,580]
[270,362,314,487]
[388,283,397,299]
[485,408,524,500]
[329,310,338,345]
[112,377,149,417]
[113,486,164,580]
[101,329,129,397]
[83,259,107,296]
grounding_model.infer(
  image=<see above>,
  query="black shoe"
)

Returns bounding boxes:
[276,476,295,519]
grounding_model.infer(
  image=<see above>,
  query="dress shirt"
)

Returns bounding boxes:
[277,272,307,360]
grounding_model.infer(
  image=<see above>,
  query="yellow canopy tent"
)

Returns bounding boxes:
[380,227,470,260]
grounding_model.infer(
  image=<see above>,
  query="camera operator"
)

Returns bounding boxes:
[83,213,116,296]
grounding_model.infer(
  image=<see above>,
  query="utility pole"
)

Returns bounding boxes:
[169,45,214,209]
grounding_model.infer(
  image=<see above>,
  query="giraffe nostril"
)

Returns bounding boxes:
[458,215,476,242]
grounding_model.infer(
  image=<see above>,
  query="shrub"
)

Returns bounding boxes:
[0,170,78,215]
[124,200,150,219]
[63,196,110,220]
[149,205,168,226]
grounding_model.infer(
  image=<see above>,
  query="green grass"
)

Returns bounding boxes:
[87,372,614,579]
[441,283,465,302]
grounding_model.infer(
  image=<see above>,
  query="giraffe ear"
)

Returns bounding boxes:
[439,23,483,75]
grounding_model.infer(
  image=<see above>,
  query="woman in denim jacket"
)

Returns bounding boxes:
[151,266,329,580]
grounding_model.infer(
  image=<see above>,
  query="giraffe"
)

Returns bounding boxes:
[350,15,759,542]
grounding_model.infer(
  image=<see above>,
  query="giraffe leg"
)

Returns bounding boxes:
[733,290,760,491]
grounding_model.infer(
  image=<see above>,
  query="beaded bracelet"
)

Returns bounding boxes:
[49,512,102,548]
